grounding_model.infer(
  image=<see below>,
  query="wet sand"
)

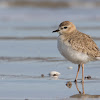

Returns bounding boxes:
[0,56,65,62]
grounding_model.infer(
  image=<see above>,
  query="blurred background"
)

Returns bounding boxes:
[0,0,99,38]
[0,0,100,99]
[0,0,99,57]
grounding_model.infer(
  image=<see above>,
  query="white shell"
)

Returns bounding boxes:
[67,66,73,69]
[49,71,60,76]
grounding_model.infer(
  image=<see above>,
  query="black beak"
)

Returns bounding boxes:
[52,29,59,33]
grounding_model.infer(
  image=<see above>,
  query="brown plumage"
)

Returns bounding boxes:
[53,21,100,83]
[63,30,100,59]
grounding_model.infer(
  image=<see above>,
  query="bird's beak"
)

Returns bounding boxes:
[52,29,59,33]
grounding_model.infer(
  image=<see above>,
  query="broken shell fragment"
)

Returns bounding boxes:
[49,71,60,77]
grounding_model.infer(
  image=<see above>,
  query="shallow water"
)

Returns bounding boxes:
[0,1,99,99]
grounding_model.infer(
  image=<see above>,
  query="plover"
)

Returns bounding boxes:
[52,21,100,82]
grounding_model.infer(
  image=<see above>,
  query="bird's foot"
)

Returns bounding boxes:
[81,80,84,83]
[74,79,77,83]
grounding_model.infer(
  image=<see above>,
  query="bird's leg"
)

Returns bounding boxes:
[74,64,81,82]
[82,64,84,83]
[82,81,85,94]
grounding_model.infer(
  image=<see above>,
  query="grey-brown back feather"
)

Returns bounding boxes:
[63,30,100,59]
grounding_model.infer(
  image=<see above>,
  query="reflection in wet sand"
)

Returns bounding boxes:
[75,82,85,94]
[67,82,100,98]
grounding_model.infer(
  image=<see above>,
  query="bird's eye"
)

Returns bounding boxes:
[64,27,67,29]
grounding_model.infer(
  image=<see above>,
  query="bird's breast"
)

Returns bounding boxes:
[57,35,90,64]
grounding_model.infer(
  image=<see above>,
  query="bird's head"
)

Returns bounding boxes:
[52,21,76,35]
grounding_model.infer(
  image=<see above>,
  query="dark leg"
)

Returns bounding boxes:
[74,64,81,82]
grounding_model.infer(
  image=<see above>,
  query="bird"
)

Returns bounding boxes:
[52,21,100,82]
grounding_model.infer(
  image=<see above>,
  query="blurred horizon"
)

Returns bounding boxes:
[0,0,100,8]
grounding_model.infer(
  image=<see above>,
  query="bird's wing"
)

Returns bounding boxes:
[66,31,100,58]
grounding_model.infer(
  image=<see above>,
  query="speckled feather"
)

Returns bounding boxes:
[57,21,100,60]
[63,30,100,59]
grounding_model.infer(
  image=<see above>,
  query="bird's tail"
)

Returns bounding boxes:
[96,57,100,60]
[95,51,100,60]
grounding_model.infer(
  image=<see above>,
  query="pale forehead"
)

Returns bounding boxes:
[59,21,72,27]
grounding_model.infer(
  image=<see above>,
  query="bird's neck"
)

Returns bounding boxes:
[58,29,78,40]
[62,29,78,36]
